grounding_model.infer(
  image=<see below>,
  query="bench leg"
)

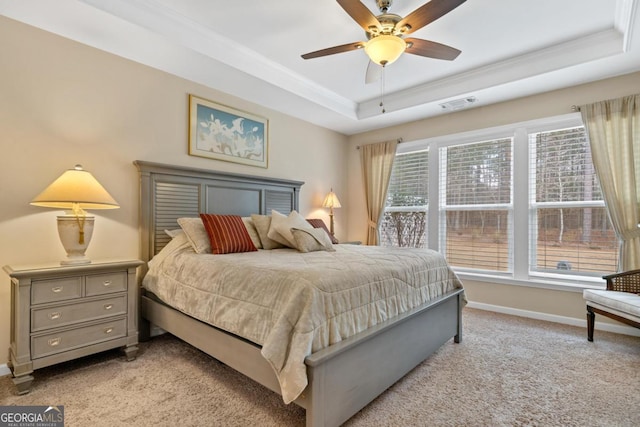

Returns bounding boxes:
[586,306,595,342]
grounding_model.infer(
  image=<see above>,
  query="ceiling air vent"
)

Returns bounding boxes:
[440,96,477,111]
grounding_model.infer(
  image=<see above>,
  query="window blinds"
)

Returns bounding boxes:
[440,138,513,272]
[529,126,617,275]
[381,122,619,279]
[381,150,429,248]
[386,149,429,207]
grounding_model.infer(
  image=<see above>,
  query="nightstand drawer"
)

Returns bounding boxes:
[31,277,82,305]
[31,317,127,359]
[86,272,127,296]
[31,295,127,332]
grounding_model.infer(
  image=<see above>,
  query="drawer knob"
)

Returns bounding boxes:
[51,286,63,293]
[48,312,62,320]
[48,337,61,347]
[103,280,113,287]
[103,304,113,311]
[104,327,114,334]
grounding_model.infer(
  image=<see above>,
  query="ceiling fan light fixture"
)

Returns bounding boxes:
[364,34,406,66]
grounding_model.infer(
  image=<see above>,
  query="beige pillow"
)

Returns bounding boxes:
[250,214,284,250]
[164,229,183,238]
[177,217,211,253]
[291,228,336,253]
[242,217,263,249]
[268,210,314,248]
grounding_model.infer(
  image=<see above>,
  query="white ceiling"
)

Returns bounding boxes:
[2,0,639,135]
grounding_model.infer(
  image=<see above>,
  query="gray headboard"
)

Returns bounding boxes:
[134,161,304,263]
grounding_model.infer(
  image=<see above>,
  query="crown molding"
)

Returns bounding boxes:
[615,0,638,51]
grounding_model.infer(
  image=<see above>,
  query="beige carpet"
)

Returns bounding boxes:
[1,308,639,426]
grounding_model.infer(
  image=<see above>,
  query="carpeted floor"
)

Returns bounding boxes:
[1,308,639,426]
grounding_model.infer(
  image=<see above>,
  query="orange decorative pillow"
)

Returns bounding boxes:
[306,218,339,244]
[199,214,258,254]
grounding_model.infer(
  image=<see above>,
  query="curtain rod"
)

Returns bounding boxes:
[356,138,403,150]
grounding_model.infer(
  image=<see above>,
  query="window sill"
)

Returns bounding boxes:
[456,271,606,293]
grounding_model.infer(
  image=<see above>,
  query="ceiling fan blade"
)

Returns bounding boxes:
[365,60,382,84]
[337,0,381,32]
[397,0,467,35]
[404,38,461,60]
[301,41,365,60]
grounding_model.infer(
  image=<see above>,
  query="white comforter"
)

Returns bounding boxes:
[143,233,464,404]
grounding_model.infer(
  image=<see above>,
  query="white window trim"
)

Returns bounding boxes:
[457,271,606,293]
[400,112,610,289]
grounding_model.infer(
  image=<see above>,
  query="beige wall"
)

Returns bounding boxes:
[0,17,348,363]
[346,70,640,330]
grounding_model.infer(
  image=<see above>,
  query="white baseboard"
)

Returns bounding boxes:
[0,363,10,377]
[467,301,640,337]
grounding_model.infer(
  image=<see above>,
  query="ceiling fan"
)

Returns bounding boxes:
[301,0,466,80]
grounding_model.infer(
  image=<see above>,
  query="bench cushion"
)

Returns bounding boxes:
[583,289,640,320]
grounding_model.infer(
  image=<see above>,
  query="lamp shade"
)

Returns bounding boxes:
[322,190,342,209]
[364,34,407,66]
[30,165,119,210]
[31,165,119,265]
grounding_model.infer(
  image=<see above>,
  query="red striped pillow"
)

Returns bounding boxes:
[199,214,258,254]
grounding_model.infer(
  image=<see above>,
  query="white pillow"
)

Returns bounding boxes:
[177,217,210,253]
[242,216,263,249]
[251,214,285,250]
[267,210,314,248]
[164,229,183,238]
[291,227,335,253]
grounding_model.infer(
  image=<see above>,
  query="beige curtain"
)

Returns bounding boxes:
[580,94,640,271]
[360,140,398,245]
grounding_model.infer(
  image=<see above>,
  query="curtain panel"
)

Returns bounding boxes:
[359,140,398,245]
[580,94,640,271]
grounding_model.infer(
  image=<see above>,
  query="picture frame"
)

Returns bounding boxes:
[188,94,268,168]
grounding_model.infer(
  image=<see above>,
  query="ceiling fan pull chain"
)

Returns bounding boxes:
[380,64,386,114]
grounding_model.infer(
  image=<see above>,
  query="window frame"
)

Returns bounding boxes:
[391,113,615,289]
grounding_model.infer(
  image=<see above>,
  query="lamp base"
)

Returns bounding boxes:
[329,213,335,236]
[60,257,92,266]
[57,215,95,266]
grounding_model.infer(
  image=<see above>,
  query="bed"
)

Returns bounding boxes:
[134,160,465,427]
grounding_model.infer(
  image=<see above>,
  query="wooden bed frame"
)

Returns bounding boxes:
[134,160,464,427]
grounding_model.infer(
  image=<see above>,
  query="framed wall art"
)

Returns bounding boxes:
[188,94,268,168]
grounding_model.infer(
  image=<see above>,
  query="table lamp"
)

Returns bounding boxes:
[322,188,341,237]
[30,164,120,265]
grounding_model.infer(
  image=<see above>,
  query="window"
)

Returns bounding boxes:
[381,150,428,248]
[441,138,512,272]
[529,127,617,277]
[383,114,619,284]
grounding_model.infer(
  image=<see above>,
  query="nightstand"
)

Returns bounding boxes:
[3,259,143,394]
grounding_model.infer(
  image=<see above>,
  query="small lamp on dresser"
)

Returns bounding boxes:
[30,164,119,265]
[322,188,341,237]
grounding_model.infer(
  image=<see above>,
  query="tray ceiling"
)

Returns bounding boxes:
[1,0,639,134]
